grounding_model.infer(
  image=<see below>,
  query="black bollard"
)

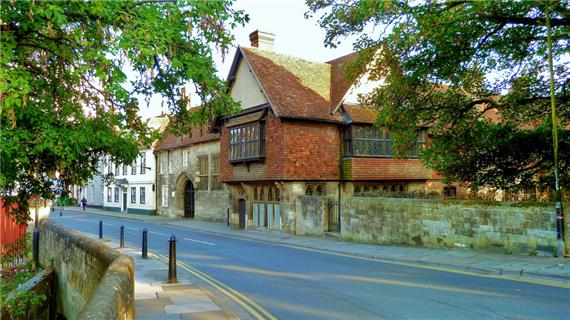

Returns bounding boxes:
[168,235,177,283]
[32,227,39,266]
[142,228,148,259]
[120,225,125,248]
[99,220,103,239]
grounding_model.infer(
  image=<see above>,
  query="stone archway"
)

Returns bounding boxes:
[175,173,191,215]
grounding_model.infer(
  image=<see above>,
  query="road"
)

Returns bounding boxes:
[53,209,570,320]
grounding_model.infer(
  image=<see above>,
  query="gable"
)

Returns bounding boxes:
[230,58,269,109]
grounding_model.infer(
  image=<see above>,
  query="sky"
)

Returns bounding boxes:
[137,0,356,120]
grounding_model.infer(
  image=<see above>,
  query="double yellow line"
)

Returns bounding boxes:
[154,253,277,320]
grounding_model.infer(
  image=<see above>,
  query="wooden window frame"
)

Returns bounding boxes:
[197,155,209,190]
[210,154,222,190]
[345,124,427,158]
[229,122,265,163]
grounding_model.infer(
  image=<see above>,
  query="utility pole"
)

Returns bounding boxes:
[546,4,567,257]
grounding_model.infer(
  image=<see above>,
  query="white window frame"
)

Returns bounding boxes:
[131,187,136,203]
[161,185,168,207]
[140,187,146,204]
[168,151,173,173]
[183,150,188,167]
[159,153,164,174]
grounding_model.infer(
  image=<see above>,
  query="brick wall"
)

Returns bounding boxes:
[343,158,431,180]
[220,112,285,182]
[221,114,339,182]
[283,121,340,180]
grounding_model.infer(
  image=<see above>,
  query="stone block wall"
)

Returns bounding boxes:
[341,197,562,255]
[39,220,134,319]
[296,196,327,236]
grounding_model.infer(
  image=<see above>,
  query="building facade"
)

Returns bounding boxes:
[102,148,157,215]
[219,30,443,233]
[84,159,105,208]
[154,126,230,221]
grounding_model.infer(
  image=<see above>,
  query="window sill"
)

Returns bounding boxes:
[229,156,265,164]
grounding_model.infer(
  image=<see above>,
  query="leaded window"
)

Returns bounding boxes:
[197,155,209,190]
[344,125,427,158]
[229,122,265,162]
[211,154,222,190]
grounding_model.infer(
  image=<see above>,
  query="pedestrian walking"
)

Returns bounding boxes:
[80,197,87,211]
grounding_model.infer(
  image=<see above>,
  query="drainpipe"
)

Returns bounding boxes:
[154,151,158,215]
[338,125,343,234]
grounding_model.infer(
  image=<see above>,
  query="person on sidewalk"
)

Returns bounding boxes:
[80,197,87,211]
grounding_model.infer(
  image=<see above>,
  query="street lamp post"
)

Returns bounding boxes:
[546,5,566,257]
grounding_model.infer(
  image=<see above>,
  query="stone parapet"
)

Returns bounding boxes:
[39,219,134,319]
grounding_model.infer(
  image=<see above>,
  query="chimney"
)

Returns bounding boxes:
[249,30,275,50]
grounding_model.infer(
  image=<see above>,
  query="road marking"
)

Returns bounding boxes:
[184,237,215,246]
[125,227,139,231]
[103,222,113,226]
[154,253,275,320]
[277,245,570,290]
[149,231,168,236]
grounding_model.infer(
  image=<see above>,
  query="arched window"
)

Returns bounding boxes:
[316,185,324,196]
[354,185,361,195]
[306,185,314,195]
[399,184,405,192]
[390,185,397,192]
[363,185,369,195]
[275,188,280,202]
[254,187,258,201]
[268,188,274,202]
[259,187,264,201]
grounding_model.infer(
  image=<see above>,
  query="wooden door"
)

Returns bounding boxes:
[238,199,246,229]
[185,182,195,218]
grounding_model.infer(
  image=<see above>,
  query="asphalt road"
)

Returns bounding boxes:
[53,210,570,320]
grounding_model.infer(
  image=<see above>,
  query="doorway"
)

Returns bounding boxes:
[184,182,195,218]
[122,192,127,212]
[238,199,246,229]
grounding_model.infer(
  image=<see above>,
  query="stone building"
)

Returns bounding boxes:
[218,30,443,233]
[154,123,230,221]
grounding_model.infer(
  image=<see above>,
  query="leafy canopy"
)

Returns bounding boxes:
[307,0,569,191]
[1,0,248,224]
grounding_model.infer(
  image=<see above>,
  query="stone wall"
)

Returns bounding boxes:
[1,267,57,320]
[341,197,563,256]
[296,196,327,236]
[39,220,134,320]
[156,140,230,220]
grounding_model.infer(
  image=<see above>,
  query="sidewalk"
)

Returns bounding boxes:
[68,206,570,285]
[75,224,237,320]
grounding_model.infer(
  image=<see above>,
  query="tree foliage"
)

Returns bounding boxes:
[1,0,248,224]
[307,0,569,191]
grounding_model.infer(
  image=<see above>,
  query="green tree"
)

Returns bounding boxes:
[307,0,569,192]
[1,0,248,224]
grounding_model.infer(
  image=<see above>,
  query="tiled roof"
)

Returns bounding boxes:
[343,103,379,124]
[240,47,343,122]
[327,52,359,112]
[154,125,219,152]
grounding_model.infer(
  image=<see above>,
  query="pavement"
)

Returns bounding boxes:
[65,205,570,287]
[74,221,237,320]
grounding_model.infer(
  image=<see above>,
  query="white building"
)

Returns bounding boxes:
[101,116,168,215]
[102,149,157,215]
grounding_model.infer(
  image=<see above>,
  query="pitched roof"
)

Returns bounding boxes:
[343,103,379,124]
[327,52,359,113]
[154,125,219,152]
[239,47,345,122]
